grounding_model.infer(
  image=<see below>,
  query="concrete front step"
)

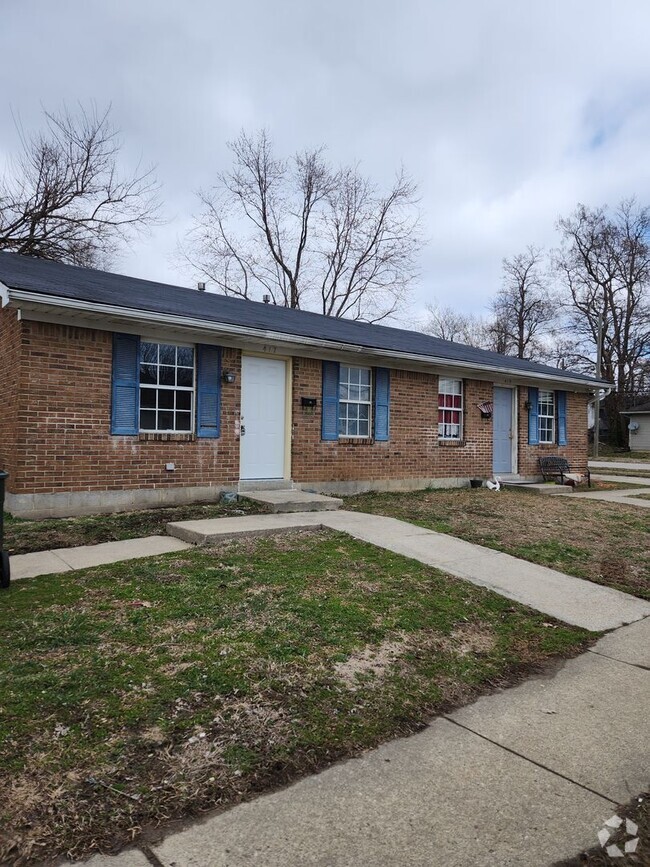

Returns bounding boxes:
[238,479,295,492]
[240,489,343,513]
[502,481,574,495]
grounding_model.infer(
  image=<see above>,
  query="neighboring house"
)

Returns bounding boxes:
[622,401,650,451]
[0,253,610,518]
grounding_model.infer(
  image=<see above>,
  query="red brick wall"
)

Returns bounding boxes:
[2,319,591,498]
[0,307,22,482]
[291,358,589,483]
[291,357,494,482]
[517,388,589,475]
[8,321,241,495]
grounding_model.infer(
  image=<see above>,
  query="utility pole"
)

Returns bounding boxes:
[593,311,603,458]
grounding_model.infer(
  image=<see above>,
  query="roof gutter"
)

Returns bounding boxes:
[3,286,612,390]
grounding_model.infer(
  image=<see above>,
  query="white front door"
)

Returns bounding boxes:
[240,356,287,480]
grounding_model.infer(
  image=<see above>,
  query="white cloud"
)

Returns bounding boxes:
[2,0,650,316]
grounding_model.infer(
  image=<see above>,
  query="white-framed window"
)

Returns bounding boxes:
[538,389,555,444]
[339,365,372,437]
[139,341,195,433]
[438,378,463,440]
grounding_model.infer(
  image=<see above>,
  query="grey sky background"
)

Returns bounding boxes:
[2,0,649,324]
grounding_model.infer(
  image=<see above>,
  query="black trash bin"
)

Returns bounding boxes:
[0,470,10,589]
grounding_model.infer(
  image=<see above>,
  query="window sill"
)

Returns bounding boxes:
[138,432,195,442]
[438,439,465,447]
[336,437,375,445]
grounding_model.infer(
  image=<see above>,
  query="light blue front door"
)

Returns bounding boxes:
[493,387,514,474]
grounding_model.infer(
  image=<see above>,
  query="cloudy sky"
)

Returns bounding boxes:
[2,0,649,323]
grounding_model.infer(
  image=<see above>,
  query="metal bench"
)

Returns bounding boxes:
[539,456,591,487]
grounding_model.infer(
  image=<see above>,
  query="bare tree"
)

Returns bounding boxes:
[491,246,555,360]
[184,130,421,321]
[555,199,650,445]
[422,302,486,346]
[0,105,160,267]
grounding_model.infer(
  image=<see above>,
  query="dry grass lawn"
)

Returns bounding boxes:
[347,488,650,599]
[0,530,592,865]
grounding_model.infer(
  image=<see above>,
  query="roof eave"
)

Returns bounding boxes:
[2,286,611,390]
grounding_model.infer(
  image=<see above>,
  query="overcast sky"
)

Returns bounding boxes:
[2,0,650,323]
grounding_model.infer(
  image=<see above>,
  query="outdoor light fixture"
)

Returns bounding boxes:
[222,370,236,384]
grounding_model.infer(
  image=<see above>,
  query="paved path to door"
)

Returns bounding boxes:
[168,510,650,631]
[85,617,650,867]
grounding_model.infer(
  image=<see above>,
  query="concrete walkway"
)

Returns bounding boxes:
[573,486,650,508]
[86,618,650,867]
[591,472,650,485]
[167,510,650,631]
[589,459,650,471]
[10,535,191,581]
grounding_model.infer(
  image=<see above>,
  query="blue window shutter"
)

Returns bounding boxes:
[527,387,539,445]
[374,367,390,441]
[321,361,340,441]
[556,390,567,445]
[111,333,140,435]
[197,344,221,438]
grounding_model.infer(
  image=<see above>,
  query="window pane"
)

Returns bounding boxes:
[140,364,157,385]
[359,404,369,420]
[359,419,369,437]
[339,383,350,400]
[177,346,194,367]
[176,391,191,411]
[141,342,158,364]
[177,368,193,387]
[140,410,156,430]
[176,412,191,431]
[140,388,156,408]
[158,390,174,409]
[159,344,176,365]
[159,366,175,386]
[359,385,371,402]
[358,368,371,385]
[158,410,174,430]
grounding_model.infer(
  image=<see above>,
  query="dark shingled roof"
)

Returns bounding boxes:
[0,252,607,385]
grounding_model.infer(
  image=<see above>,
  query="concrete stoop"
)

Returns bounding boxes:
[502,481,574,495]
[239,489,343,513]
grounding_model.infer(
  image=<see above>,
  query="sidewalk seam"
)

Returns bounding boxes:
[443,716,617,805]
[587,649,650,672]
[140,844,166,867]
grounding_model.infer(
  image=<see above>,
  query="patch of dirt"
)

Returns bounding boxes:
[449,623,497,656]
[334,636,409,688]
[334,625,497,690]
